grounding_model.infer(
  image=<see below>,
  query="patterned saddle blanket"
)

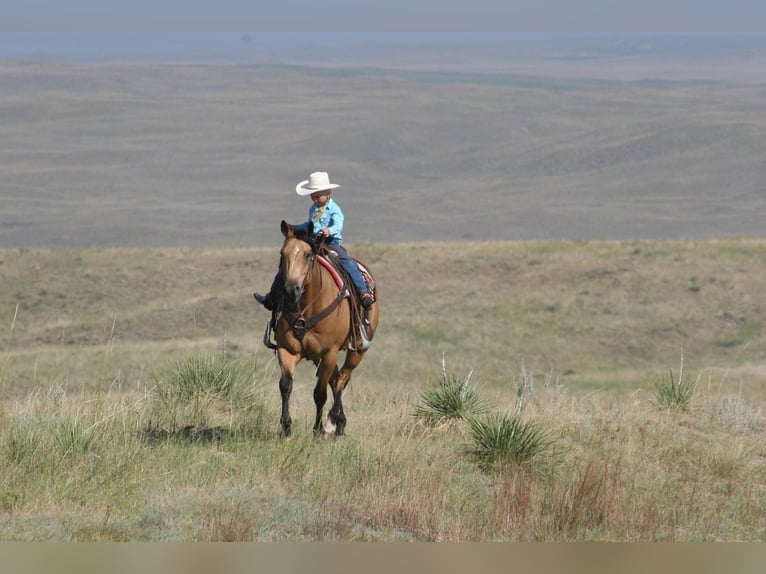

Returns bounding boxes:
[317,253,376,303]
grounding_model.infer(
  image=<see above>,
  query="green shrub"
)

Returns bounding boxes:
[654,363,697,411]
[5,418,43,465]
[464,412,553,473]
[160,354,248,401]
[55,417,96,457]
[414,367,488,426]
[148,353,269,436]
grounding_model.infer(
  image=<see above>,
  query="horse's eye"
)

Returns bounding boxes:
[304,252,312,260]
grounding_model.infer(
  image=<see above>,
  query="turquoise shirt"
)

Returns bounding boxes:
[296,198,345,243]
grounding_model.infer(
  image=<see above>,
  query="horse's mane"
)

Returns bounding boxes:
[287,223,325,253]
[293,227,313,244]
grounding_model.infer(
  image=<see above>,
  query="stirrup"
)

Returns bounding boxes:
[263,317,278,350]
[356,326,372,351]
[349,301,374,352]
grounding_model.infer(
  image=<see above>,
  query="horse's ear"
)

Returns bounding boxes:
[281,220,293,238]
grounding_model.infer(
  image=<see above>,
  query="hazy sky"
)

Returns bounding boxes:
[3,1,765,34]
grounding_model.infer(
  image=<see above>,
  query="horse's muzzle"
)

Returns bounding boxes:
[284,283,304,307]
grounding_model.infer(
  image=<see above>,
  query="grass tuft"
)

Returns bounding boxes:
[653,355,697,411]
[55,416,96,457]
[414,361,488,426]
[159,353,248,401]
[197,500,255,542]
[147,352,270,437]
[464,412,553,473]
[5,419,43,465]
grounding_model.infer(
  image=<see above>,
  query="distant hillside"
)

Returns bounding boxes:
[3,33,766,82]
[1,61,764,249]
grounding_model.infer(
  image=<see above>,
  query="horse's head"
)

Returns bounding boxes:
[280,220,316,308]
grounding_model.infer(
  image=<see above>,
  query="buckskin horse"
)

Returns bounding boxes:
[265,220,379,438]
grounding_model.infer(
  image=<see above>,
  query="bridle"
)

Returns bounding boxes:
[280,238,346,341]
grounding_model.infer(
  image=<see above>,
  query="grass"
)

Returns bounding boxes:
[414,359,488,426]
[416,360,555,475]
[464,412,554,474]
[0,239,765,540]
[653,354,698,411]
[147,352,270,437]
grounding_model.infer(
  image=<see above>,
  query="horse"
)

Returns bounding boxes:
[268,219,379,438]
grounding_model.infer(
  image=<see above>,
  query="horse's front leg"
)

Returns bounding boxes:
[314,350,340,437]
[278,349,300,437]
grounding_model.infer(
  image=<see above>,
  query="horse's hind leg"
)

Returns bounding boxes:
[278,350,300,437]
[328,350,366,436]
[314,350,340,436]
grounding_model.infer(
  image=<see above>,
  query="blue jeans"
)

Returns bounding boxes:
[269,239,368,297]
[327,239,368,296]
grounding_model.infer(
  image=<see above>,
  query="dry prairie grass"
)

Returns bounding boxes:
[0,238,764,540]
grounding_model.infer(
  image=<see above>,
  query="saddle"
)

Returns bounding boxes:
[316,245,377,351]
[262,246,376,352]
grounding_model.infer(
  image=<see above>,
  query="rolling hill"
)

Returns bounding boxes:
[1,59,764,249]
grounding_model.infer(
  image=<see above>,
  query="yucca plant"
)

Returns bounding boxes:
[5,418,43,465]
[148,353,268,435]
[654,355,697,411]
[414,366,488,426]
[160,354,248,402]
[55,416,96,457]
[464,412,553,473]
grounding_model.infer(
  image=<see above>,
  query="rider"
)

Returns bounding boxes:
[254,171,374,311]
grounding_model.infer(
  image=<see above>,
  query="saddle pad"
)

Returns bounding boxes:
[317,254,376,301]
[317,255,345,292]
[357,261,376,296]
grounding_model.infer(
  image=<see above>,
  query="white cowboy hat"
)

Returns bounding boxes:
[295,171,341,196]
